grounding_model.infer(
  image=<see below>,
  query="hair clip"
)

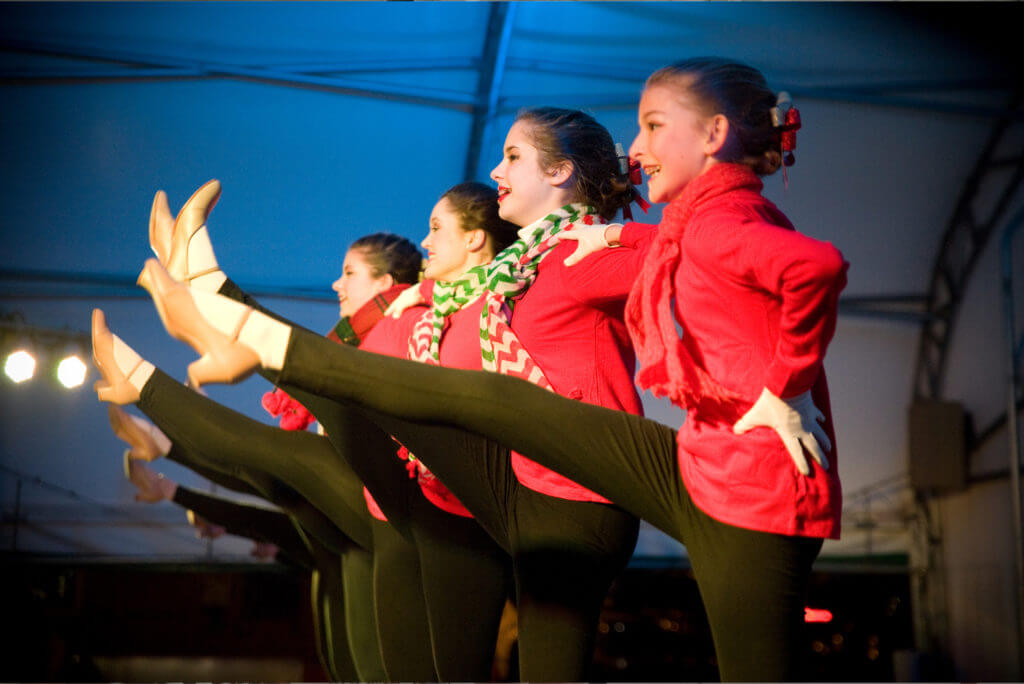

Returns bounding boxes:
[615,142,644,183]
[615,143,650,220]
[771,91,801,188]
[770,91,792,128]
[615,143,644,184]
[615,143,630,176]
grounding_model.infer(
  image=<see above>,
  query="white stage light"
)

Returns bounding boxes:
[5,349,36,383]
[57,354,88,388]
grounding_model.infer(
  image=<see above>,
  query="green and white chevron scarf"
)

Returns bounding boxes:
[408,203,604,387]
[408,264,488,363]
[480,203,602,385]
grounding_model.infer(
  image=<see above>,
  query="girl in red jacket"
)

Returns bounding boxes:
[138,67,845,679]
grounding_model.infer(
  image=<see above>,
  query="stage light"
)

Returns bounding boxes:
[57,354,88,388]
[2,313,91,391]
[4,349,36,383]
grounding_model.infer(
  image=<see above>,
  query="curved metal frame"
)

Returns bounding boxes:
[913,90,1024,400]
[1000,207,1024,662]
[908,88,1024,669]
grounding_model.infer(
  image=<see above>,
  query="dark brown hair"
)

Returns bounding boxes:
[349,233,422,285]
[515,107,635,220]
[440,182,519,254]
[646,57,783,176]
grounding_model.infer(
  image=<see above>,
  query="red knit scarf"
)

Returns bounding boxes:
[625,163,761,413]
[327,284,412,346]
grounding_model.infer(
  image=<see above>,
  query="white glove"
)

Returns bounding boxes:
[733,387,831,476]
[560,224,621,267]
[385,284,425,318]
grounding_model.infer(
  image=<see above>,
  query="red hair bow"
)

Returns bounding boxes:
[781,107,801,167]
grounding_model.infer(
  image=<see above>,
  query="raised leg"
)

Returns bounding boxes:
[137,367,374,551]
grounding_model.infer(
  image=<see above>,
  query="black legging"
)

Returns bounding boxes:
[170,484,360,682]
[164,443,390,682]
[276,326,823,682]
[214,281,523,680]
[170,481,315,568]
[138,369,504,682]
[136,372,435,682]
[270,350,638,682]
[145,371,374,551]
[215,280,641,680]
[157,445,386,682]
[368,516,439,682]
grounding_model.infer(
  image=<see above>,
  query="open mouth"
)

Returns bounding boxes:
[497,186,510,201]
[643,164,661,178]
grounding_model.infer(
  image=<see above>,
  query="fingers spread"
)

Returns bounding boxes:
[799,432,828,470]
[781,434,810,475]
[810,422,832,453]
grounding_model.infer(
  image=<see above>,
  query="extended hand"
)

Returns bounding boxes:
[561,224,621,267]
[385,285,425,318]
[733,388,831,476]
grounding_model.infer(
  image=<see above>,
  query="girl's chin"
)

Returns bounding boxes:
[647,184,676,204]
[497,201,519,223]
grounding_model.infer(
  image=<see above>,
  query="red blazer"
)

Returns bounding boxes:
[509,227,657,501]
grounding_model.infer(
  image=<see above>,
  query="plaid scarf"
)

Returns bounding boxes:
[263,283,410,430]
[328,284,411,347]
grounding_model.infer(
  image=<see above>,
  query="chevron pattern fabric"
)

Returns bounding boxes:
[408,264,488,363]
[479,203,603,384]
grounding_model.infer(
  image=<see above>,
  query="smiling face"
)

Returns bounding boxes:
[629,83,722,203]
[421,196,475,282]
[331,248,393,318]
[489,120,572,227]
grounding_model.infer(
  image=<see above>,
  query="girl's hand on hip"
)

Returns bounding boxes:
[733,387,831,476]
